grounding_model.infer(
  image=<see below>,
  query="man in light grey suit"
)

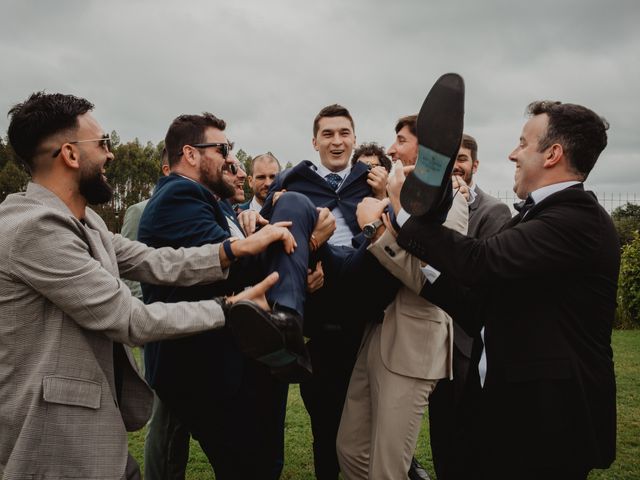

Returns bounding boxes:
[0,92,292,480]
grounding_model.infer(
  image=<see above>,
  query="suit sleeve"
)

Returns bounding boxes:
[397,198,601,287]
[10,211,227,346]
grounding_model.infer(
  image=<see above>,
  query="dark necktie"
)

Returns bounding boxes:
[514,194,535,217]
[325,173,342,191]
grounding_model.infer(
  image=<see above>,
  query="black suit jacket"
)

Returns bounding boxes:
[398,184,619,471]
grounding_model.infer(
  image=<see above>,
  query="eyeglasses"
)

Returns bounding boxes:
[181,142,231,160]
[52,134,111,157]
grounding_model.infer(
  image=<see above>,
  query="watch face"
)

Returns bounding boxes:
[363,224,375,239]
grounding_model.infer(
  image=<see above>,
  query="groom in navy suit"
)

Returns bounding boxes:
[260,104,398,480]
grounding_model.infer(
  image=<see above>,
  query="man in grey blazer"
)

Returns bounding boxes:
[0,92,292,480]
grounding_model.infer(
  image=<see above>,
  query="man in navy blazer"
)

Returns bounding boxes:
[370,100,618,479]
[138,113,324,479]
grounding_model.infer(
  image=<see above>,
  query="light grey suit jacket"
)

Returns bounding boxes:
[368,192,468,380]
[468,185,512,239]
[120,198,150,300]
[0,183,228,479]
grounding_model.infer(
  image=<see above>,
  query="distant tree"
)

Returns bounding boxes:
[0,159,30,202]
[612,203,640,247]
[284,161,293,169]
[235,148,253,201]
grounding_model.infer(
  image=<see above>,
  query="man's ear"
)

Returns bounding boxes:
[60,144,79,170]
[183,145,199,167]
[312,137,319,152]
[543,144,563,168]
[472,159,479,175]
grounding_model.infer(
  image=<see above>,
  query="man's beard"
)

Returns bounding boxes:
[79,170,113,205]
[200,164,234,198]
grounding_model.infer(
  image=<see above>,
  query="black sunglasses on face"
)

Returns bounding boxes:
[222,162,239,175]
[181,142,230,160]
[52,134,112,158]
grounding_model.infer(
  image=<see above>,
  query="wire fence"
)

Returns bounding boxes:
[489,191,640,214]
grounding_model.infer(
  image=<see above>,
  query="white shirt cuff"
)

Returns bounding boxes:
[420,264,441,284]
[396,208,411,227]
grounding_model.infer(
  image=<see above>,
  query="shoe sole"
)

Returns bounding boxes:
[400,73,465,217]
[228,302,297,368]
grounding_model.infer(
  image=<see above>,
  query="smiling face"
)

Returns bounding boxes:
[196,127,235,198]
[452,146,478,185]
[509,114,549,199]
[387,125,418,166]
[75,113,115,204]
[312,116,356,172]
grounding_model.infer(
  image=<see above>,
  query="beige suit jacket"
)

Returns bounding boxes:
[368,193,468,380]
[0,183,229,479]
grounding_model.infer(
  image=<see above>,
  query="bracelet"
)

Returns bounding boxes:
[222,238,237,262]
[309,233,319,252]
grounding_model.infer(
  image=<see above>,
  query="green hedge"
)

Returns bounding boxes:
[616,231,640,328]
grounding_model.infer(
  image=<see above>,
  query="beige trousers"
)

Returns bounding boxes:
[336,324,437,480]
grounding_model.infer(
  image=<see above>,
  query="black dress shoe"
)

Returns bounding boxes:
[401,72,465,219]
[408,456,431,480]
[228,301,312,383]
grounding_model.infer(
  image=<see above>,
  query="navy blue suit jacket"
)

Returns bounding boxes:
[138,174,247,408]
[260,160,371,239]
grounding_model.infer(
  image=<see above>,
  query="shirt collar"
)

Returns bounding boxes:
[529,181,581,205]
[249,196,263,212]
[315,162,351,180]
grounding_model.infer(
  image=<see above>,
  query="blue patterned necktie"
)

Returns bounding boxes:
[325,173,342,191]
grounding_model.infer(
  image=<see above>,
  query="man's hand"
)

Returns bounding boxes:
[387,160,415,215]
[452,175,470,202]
[367,166,389,199]
[237,209,269,236]
[220,221,297,268]
[311,207,336,247]
[356,197,390,229]
[306,261,324,293]
[227,272,279,311]
[271,189,287,206]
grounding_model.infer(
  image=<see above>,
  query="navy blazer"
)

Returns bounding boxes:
[398,184,619,472]
[138,174,245,408]
[260,160,371,238]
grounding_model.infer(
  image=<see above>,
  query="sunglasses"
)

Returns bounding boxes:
[183,142,231,160]
[222,162,239,175]
[52,134,111,157]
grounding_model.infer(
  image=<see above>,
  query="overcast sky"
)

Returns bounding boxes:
[2,0,639,198]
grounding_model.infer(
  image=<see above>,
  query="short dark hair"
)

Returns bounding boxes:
[165,113,226,167]
[351,142,392,172]
[461,133,478,162]
[313,104,354,137]
[251,152,281,173]
[394,114,417,137]
[8,92,94,173]
[527,100,609,179]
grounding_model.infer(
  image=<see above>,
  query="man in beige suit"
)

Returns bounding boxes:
[0,92,292,480]
[336,114,469,480]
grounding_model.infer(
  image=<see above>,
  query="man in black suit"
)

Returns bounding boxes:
[361,100,618,479]
[428,133,512,479]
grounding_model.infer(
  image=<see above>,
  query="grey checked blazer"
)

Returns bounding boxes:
[0,183,228,479]
[468,185,512,239]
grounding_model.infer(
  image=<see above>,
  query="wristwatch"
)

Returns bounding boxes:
[362,219,383,239]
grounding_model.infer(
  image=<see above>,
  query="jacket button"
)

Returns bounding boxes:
[384,245,396,257]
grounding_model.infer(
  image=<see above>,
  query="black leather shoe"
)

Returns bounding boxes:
[228,301,312,383]
[401,72,465,219]
[408,456,431,480]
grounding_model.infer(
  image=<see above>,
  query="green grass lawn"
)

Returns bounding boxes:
[129,330,640,479]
